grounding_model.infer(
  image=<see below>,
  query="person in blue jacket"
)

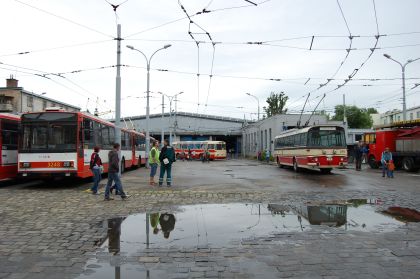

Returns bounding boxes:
[381,147,393,178]
[159,139,176,187]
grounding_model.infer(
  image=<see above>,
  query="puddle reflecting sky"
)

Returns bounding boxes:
[77,201,408,278]
[101,201,404,252]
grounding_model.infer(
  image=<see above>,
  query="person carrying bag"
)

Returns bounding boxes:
[158,139,176,187]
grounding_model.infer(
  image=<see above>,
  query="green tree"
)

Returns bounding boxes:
[263,91,288,117]
[332,105,378,128]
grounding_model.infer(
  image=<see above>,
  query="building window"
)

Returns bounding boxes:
[27,96,33,107]
[42,100,47,110]
[410,113,413,120]
[397,116,401,121]
[417,111,420,118]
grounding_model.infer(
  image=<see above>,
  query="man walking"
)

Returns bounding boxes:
[159,139,176,187]
[149,141,160,186]
[354,141,363,171]
[104,143,130,200]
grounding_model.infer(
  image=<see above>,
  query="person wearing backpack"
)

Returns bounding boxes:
[159,139,176,187]
[89,146,103,194]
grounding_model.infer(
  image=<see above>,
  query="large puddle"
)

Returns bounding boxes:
[78,200,411,278]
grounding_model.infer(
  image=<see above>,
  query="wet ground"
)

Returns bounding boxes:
[1,159,420,278]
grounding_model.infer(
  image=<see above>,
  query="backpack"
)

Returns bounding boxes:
[89,153,99,169]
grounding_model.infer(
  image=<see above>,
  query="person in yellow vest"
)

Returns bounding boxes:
[149,141,160,186]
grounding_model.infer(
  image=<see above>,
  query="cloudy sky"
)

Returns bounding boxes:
[1,0,420,120]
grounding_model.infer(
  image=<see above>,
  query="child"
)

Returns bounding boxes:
[387,160,395,178]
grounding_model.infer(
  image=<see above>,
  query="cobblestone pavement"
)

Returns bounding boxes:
[0,159,420,279]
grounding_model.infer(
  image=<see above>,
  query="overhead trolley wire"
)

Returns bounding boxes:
[14,0,114,39]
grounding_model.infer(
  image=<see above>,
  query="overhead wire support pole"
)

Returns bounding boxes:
[115,24,122,175]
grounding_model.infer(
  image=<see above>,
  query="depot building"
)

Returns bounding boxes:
[123,112,344,157]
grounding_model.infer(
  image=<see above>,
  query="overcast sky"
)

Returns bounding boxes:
[1,0,420,120]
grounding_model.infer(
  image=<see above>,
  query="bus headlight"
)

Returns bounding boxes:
[20,162,31,168]
[63,161,74,167]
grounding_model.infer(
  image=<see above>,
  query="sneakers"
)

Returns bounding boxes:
[104,197,114,201]
[121,195,131,200]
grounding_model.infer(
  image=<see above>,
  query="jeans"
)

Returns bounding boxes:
[387,170,394,178]
[150,163,158,177]
[105,172,126,198]
[355,158,362,170]
[90,168,101,193]
[159,164,172,185]
[382,162,388,177]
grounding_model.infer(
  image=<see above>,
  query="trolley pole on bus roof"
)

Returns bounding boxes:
[115,24,122,175]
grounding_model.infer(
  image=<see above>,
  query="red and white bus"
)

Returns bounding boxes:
[173,140,227,160]
[274,125,348,174]
[0,113,20,181]
[18,110,146,178]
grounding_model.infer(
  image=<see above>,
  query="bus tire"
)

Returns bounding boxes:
[368,155,379,169]
[121,158,125,174]
[293,159,299,172]
[402,157,416,172]
[277,157,283,168]
[320,168,332,174]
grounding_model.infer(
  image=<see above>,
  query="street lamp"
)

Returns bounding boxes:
[126,44,171,168]
[383,53,420,121]
[246,92,260,121]
[158,91,184,145]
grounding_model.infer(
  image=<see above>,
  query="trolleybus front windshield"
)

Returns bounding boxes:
[21,113,77,153]
[308,128,346,147]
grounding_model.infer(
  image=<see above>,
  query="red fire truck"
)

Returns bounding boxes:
[363,119,420,172]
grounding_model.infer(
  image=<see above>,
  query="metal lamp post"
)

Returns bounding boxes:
[383,54,420,121]
[246,92,260,121]
[158,91,184,145]
[126,44,171,168]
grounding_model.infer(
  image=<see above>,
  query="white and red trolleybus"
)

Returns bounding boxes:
[0,113,20,181]
[274,125,348,174]
[173,140,227,160]
[18,110,146,178]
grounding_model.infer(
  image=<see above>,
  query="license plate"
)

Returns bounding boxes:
[48,162,63,168]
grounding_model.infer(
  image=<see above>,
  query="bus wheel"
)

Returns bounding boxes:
[293,159,299,172]
[402,157,416,172]
[320,168,332,174]
[277,157,283,168]
[368,155,379,169]
[121,158,125,174]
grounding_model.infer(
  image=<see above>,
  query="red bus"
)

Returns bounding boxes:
[18,110,146,178]
[173,140,227,160]
[274,125,348,174]
[0,113,20,181]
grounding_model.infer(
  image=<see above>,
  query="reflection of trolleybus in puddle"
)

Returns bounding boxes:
[277,199,406,231]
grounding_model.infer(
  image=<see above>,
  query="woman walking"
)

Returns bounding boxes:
[89,146,103,194]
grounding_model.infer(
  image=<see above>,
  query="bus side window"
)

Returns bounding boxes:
[83,118,95,149]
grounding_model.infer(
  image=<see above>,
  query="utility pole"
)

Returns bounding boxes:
[343,94,348,142]
[115,24,122,175]
[161,94,164,147]
[169,100,172,145]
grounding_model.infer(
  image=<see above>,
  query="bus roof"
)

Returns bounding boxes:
[0,113,20,121]
[20,111,144,135]
[274,125,343,139]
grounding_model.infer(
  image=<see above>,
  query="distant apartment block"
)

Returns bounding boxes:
[0,76,80,113]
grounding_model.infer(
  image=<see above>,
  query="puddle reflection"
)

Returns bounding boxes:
[78,201,409,279]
